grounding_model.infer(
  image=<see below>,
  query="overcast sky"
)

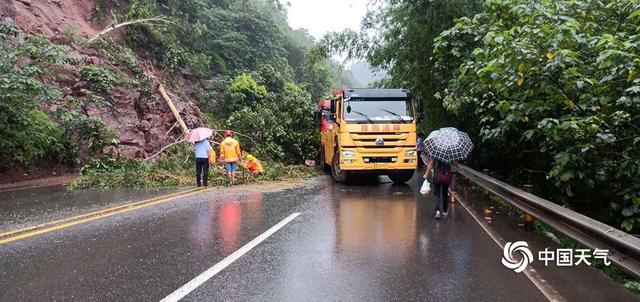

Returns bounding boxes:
[286,0,369,40]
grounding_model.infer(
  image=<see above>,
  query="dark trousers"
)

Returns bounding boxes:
[195,158,209,186]
[433,182,450,212]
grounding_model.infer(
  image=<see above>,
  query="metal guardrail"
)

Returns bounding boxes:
[457,164,640,280]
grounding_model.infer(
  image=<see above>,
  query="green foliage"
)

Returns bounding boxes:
[224,73,268,114]
[0,22,127,171]
[315,0,484,129]
[225,70,318,163]
[57,109,119,156]
[431,0,640,232]
[119,0,350,97]
[0,26,74,170]
[69,143,317,189]
[78,64,121,92]
[91,37,143,74]
[0,21,20,40]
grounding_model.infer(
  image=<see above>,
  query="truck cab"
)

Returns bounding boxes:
[319,88,423,183]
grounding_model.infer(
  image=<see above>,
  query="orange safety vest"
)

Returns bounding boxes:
[220,137,241,162]
[244,160,264,174]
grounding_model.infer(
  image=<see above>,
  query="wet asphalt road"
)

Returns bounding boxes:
[0,176,545,301]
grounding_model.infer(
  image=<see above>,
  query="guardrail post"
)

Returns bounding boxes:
[463,176,469,203]
[482,169,491,201]
[522,184,535,232]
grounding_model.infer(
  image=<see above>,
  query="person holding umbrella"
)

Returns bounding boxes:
[424,158,454,219]
[422,128,473,219]
[186,127,214,187]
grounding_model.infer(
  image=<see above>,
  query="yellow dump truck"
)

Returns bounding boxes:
[317,88,424,183]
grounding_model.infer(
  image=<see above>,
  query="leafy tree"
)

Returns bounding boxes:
[432,0,640,232]
[226,70,318,163]
[314,0,483,130]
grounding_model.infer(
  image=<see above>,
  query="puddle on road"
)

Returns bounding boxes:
[188,191,266,254]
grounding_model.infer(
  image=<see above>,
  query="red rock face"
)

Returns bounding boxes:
[3,0,99,37]
[3,0,207,160]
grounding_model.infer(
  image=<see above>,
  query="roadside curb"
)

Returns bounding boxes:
[0,175,78,194]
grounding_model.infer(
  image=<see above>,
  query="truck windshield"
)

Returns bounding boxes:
[343,98,414,124]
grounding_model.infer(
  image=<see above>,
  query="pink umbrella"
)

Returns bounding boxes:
[186,127,213,142]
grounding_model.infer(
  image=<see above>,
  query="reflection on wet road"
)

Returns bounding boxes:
[0,177,545,301]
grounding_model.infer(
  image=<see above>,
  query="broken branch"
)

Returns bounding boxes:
[88,15,174,43]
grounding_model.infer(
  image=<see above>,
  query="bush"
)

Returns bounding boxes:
[78,64,121,92]
[185,52,212,77]
[92,38,143,75]
[0,27,72,170]
[225,71,318,163]
[57,109,119,155]
[432,0,640,232]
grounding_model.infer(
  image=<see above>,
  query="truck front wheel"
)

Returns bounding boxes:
[331,151,349,182]
[388,171,414,184]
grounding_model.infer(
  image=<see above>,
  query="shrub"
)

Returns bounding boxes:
[57,109,119,155]
[225,71,318,163]
[78,64,121,92]
[0,28,70,170]
[92,38,143,75]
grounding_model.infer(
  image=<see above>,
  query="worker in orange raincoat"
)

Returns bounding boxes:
[219,130,242,184]
[243,154,264,175]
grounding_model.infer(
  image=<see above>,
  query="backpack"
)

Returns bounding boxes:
[434,161,453,184]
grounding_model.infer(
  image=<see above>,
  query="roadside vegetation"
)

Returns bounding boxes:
[1,0,353,187]
[69,144,317,189]
[0,22,118,171]
[315,0,640,234]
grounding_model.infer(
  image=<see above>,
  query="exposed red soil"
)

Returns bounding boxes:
[1,0,208,183]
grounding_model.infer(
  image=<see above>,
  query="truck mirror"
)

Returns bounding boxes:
[417,97,424,113]
[330,99,336,114]
[313,111,320,126]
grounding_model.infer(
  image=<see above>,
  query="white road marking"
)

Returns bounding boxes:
[455,197,565,302]
[160,212,301,302]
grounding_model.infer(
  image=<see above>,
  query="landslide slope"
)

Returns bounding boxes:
[1,0,206,182]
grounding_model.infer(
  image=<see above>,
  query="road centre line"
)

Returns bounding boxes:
[0,187,212,245]
[160,212,301,302]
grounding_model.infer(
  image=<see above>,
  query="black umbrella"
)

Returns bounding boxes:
[423,128,473,163]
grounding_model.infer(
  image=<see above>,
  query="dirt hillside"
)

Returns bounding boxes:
[1,0,206,160]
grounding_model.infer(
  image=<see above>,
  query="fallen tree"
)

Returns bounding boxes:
[88,15,174,43]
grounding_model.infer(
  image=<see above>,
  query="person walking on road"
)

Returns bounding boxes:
[220,130,242,185]
[424,158,454,219]
[416,132,426,167]
[194,139,213,187]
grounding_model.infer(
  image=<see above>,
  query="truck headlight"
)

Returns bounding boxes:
[341,151,356,158]
[404,150,417,157]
